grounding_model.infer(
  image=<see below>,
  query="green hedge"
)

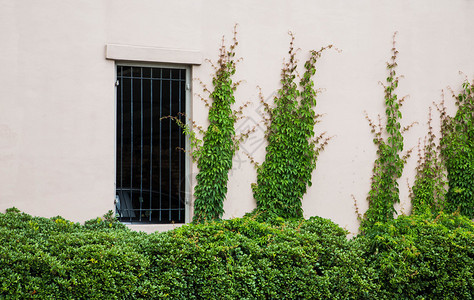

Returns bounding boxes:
[0,209,375,299]
[144,217,375,299]
[1,208,473,299]
[356,212,474,299]
[0,208,149,298]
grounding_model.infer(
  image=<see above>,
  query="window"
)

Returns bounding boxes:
[115,65,188,223]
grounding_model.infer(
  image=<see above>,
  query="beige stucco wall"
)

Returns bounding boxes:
[0,0,473,233]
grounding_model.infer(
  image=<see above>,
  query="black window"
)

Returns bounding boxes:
[116,66,186,223]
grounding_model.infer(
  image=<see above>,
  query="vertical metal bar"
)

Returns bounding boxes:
[184,66,190,223]
[120,67,124,221]
[169,71,172,221]
[130,68,134,222]
[159,68,162,222]
[139,67,143,222]
[149,70,153,222]
[178,69,182,221]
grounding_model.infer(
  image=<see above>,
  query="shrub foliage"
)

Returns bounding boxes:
[146,216,375,299]
[0,209,377,299]
[0,209,148,298]
[357,212,474,299]
[1,209,473,298]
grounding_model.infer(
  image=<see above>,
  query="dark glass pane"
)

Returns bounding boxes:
[121,66,131,77]
[171,80,180,116]
[170,80,181,211]
[132,79,141,201]
[162,68,171,79]
[141,79,152,191]
[171,69,180,79]
[121,77,131,191]
[142,68,151,78]
[151,79,162,214]
[179,69,186,80]
[131,67,141,78]
[151,68,161,79]
[161,77,171,116]
[164,78,172,219]
[172,209,184,223]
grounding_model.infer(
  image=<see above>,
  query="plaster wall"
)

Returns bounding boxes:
[0,0,473,233]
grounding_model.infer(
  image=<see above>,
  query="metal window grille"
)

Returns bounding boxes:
[115,66,186,223]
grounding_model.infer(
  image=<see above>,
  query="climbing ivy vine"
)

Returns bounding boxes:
[251,33,332,220]
[439,80,474,218]
[410,107,447,215]
[191,28,243,223]
[166,27,248,223]
[362,33,413,230]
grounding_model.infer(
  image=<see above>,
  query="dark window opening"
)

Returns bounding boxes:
[116,66,186,223]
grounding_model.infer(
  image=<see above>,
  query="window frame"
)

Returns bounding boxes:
[114,61,192,224]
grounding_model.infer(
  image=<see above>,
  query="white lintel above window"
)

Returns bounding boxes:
[105,44,202,65]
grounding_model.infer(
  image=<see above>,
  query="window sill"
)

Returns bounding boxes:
[125,223,185,234]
